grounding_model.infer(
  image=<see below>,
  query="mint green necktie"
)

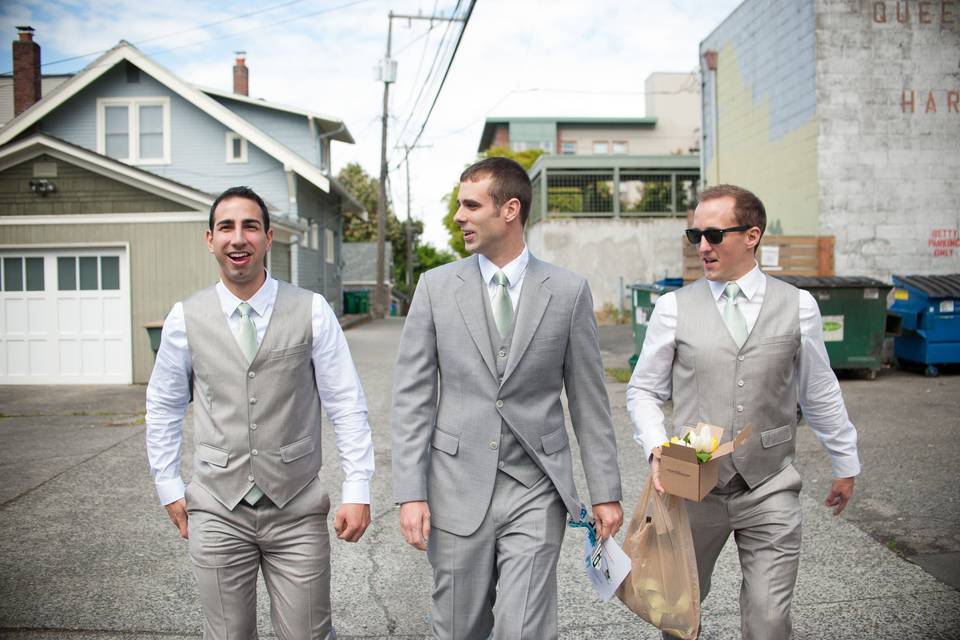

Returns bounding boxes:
[236,302,264,506]
[492,270,513,338]
[723,282,748,349]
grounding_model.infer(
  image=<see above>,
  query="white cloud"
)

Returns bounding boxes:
[1,0,741,249]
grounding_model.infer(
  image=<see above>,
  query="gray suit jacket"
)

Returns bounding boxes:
[391,253,622,537]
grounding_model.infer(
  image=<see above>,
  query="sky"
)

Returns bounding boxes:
[0,0,742,250]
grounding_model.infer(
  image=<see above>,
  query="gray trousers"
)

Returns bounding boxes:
[185,478,334,640]
[427,472,567,640]
[666,464,802,640]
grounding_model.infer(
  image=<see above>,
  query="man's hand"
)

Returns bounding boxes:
[334,503,371,542]
[164,498,189,539]
[825,476,855,516]
[399,500,431,551]
[650,446,665,495]
[592,502,623,540]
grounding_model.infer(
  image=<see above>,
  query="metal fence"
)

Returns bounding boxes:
[529,161,699,224]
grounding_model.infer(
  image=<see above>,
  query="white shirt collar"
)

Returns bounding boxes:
[478,246,528,289]
[215,272,277,317]
[708,261,763,301]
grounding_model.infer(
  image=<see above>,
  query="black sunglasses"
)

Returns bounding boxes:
[685,225,751,245]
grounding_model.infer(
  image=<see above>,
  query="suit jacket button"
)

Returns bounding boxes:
[736,405,744,412]
[496,400,504,408]
[247,474,255,482]
[249,397,257,405]
[498,461,505,468]
[248,371,256,378]
[489,441,498,450]
[498,350,506,358]
[737,355,745,362]
[251,449,259,456]
[737,380,745,387]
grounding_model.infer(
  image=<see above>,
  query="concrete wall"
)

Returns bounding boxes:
[525,218,686,312]
[815,0,960,277]
[701,0,819,235]
[557,125,670,156]
[644,72,702,155]
[0,221,216,383]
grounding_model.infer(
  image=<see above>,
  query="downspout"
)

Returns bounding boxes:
[703,49,719,187]
[290,234,300,287]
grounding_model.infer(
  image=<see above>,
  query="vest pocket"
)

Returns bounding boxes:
[197,443,230,468]
[760,424,793,448]
[269,342,311,359]
[431,428,459,456]
[541,426,569,455]
[280,435,315,462]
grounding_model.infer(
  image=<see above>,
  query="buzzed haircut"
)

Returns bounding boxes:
[209,186,271,232]
[698,184,766,238]
[460,156,533,226]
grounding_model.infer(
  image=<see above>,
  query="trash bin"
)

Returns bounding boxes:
[889,274,960,376]
[356,290,369,314]
[343,291,356,314]
[144,321,164,356]
[778,276,892,379]
[628,282,679,368]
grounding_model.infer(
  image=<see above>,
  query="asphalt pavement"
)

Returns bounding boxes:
[1,318,958,639]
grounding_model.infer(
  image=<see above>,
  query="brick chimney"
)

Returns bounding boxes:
[13,26,41,116]
[233,51,248,96]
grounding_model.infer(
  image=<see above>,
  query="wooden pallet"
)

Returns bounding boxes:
[682,235,835,282]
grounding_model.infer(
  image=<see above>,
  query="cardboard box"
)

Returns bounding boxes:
[659,424,753,502]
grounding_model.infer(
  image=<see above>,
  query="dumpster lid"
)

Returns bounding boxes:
[776,275,890,288]
[893,274,960,298]
[627,283,675,292]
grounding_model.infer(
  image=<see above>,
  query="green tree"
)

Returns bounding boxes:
[337,162,453,294]
[442,146,545,256]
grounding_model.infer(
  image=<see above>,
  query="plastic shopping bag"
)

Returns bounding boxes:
[616,476,700,639]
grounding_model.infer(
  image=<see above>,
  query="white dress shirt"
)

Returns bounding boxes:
[478,245,528,310]
[626,263,861,479]
[146,275,375,506]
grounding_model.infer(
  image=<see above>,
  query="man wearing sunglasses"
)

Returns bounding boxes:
[626,184,860,640]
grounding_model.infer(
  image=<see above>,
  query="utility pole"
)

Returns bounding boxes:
[374,10,465,318]
[402,143,432,293]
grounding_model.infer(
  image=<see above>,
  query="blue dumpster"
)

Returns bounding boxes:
[890,274,960,376]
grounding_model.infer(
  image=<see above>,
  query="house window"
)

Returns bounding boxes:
[1,257,44,292]
[97,97,171,164]
[325,229,335,264]
[560,141,577,155]
[592,141,609,154]
[512,141,528,152]
[226,132,248,163]
[612,141,629,154]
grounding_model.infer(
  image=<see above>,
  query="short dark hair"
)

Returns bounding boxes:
[698,184,766,237]
[460,156,532,226]
[209,186,270,231]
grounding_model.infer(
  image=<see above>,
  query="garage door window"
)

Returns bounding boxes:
[1,257,44,291]
[57,256,120,291]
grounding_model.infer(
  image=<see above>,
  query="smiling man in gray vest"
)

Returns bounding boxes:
[391,157,623,640]
[146,186,374,640]
[626,184,860,640]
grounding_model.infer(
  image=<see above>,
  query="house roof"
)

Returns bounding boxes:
[0,132,215,209]
[479,116,658,151]
[0,41,336,194]
[198,86,354,144]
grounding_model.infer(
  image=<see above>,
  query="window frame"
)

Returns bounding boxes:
[592,140,610,154]
[612,140,629,155]
[96,96,171,165]
[225,131,248,164]
[324,228,335,265]
[560,140,577,155]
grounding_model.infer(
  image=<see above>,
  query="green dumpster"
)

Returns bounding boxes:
[778,276,892,379]
[355,290,369,314]
[628,282,679,368]
[344,290,370,314]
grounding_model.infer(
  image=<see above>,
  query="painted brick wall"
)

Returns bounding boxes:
[816,0,960,277]
[701,0,820,234]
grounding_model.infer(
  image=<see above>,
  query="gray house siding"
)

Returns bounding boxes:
[36,62,294,218]
[0,153,187,215]
[208,97,319,167]
[295,176,343,313]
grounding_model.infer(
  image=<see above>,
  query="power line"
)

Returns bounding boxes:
[393,0,475,169]
[2,0,312,73]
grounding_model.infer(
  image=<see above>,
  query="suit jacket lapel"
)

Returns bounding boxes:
[454,255,498,382]
[502,255,552,384]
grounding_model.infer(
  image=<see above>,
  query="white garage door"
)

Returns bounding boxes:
[0,247,132,384]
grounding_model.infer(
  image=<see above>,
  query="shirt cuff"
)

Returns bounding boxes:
[156,477,186,506]
[830,454,861,479]
[341,480,371,504]
[637,429,668,463]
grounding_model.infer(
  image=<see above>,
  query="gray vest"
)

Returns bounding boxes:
[183,281,323,510]
[672,276,800,489]
[482,286,545,488]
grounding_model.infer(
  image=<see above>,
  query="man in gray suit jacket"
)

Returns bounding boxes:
[392,157,623,640]
[627,184,860,639]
